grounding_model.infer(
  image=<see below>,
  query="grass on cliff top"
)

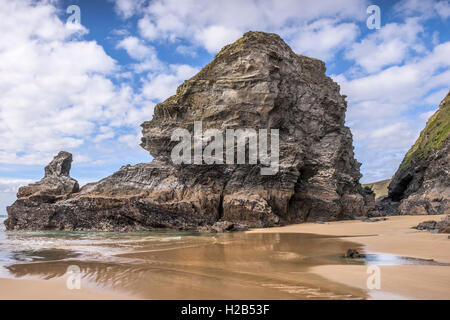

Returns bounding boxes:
[399,91,450,171]
[362,179,390,198]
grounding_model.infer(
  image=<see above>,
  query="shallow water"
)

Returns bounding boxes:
[0,217,446,299]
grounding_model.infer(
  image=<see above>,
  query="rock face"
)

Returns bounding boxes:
[414,216,450,233]
[5,32,373,231]
[378,91,450,215]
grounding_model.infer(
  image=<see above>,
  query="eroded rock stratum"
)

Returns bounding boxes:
[5,32,374,231]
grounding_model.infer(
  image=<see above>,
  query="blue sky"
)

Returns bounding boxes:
[0,0,449,213]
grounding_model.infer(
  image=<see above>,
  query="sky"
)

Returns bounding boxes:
[0,0,449,214]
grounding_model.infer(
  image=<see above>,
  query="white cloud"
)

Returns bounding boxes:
[394,0,450,20]
[336,42,450,103]
[346,18,424,72]
[424,88,449,105]
[116,36,163,72]
[289,19,359,60]
[0,178,33,193]
[419,109,437,122]
[131,0,367,57]
[117,36,155,60]
[369,122,416,148]
[0,0,157,166]
[92,126,115,143]
[337,65,422,103]
[175,45,198,57]
[113,0,146,19]
[118,132,142,149]
[435,1,450,19]
[142,64,199,101]
[195,25,242,53]
[345,99,417,157]
[432,31,440,46]
[358,148,409,183]
[137,15,159,41]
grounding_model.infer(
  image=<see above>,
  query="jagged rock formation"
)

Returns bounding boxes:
[16,151,79,203]
[5,31,374,231]
[378,91,449,215]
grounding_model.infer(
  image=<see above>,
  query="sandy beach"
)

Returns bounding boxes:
[0,215,449,300]
[249,214,450,299]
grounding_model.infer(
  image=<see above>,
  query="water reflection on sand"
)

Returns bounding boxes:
[1,229,370,299]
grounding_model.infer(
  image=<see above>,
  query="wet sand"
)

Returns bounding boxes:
[1,215,448,299]
[0,277,133,300]
[249,214,450,299]
[2,233,369,299]
[311,265,450,300]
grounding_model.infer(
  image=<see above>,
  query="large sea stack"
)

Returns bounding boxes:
[5,32,374,231]
[378,91,449,215]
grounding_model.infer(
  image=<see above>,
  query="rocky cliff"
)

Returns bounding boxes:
[5,31,374,231]
[378,91,449,215]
